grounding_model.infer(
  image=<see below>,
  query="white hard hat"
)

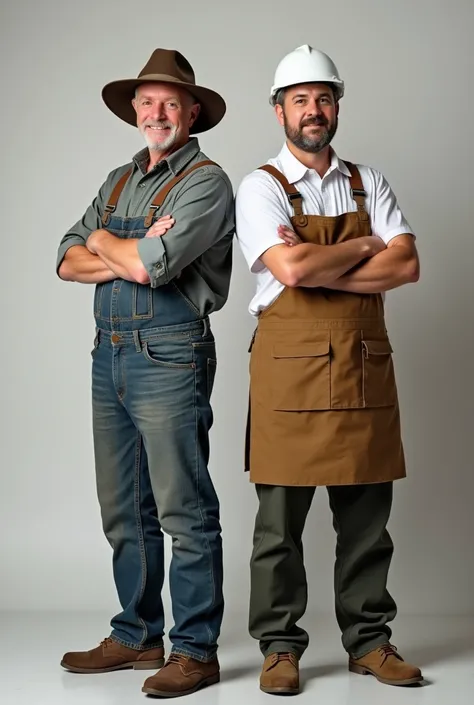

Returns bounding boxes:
[270,44,344,104]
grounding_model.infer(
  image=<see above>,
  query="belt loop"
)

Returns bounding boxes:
[202,317,209,338]
[133,329,142,352]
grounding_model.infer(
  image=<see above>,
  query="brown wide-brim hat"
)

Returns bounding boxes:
[102,48,226,134]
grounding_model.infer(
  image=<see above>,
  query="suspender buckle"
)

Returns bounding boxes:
[287,192,302,204]
[101,204,116,226]
[144,205,160,228]
[351,188,366,198]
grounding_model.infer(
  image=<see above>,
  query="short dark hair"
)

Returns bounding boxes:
[271,83,338,107]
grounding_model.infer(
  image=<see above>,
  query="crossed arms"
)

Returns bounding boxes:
[58,169,232,287]
[265,227,419,293]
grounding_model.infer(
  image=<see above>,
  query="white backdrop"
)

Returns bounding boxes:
[1,0,473,625]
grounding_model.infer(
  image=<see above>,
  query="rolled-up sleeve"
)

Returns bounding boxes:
[137,167,234,288]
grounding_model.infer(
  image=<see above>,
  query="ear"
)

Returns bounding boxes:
[336,102,340,117]
[275,103,285,127]
[132,98,138,115]
[189,102,201,128]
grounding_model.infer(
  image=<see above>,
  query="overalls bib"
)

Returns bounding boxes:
[94,160,216,330]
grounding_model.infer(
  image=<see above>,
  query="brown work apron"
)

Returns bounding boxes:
[246,162,406,486]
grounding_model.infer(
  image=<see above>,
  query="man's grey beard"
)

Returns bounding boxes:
[139,121,178,152]
[284,114,338,153]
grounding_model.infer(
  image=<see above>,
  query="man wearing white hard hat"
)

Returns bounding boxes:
[236,45,422,694]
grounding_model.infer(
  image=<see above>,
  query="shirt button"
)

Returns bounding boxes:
[155,263,163,271]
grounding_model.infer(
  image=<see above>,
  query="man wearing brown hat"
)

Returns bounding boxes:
[56,49,234,698]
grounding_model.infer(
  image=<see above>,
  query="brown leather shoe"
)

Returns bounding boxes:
[260,652,300,695]
[142,653,220,697]
[349,643,423,686]
[61,637,165,674]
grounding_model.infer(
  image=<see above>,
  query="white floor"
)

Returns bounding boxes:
[2,612,473,704]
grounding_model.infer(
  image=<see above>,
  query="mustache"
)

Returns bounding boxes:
[142,120,174,129]
[301,117,328,128]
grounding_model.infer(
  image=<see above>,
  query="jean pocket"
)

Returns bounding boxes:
[142,338,195,369]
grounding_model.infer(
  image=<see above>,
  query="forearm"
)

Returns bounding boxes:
[58,245,117,284]
[93,231,149,284]
[284,239,370,288]
[325,247,419,293]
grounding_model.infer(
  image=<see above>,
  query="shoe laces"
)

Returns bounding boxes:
[165,653,188,668]
[378,644,401,664]
[100,637,114,649]
[268,652,297,669]
[277,653,295,663]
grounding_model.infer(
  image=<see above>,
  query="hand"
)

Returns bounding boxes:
[146,215,175,238]
[278,224,303,247]
[359,235,386,257]
[86,229,107,255]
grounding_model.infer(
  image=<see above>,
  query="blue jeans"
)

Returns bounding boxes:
[91,319,223,662]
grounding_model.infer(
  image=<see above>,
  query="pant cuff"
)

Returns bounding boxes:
[110,634,164,651]
[260,641,305,659]
[349,637,391,660]
[171,647,217,663]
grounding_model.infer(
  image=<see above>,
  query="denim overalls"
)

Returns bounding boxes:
[91,161,223,662]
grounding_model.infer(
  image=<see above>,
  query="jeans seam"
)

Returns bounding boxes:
[193,349,216,646]
[134,432,149,646]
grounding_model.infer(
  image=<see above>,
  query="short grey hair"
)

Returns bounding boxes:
[134,85,200,108]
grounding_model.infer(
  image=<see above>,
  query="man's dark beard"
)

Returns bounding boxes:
[284,114,338,153]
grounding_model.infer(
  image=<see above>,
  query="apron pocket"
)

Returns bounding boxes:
[362,339,397,407]
[271,341,330,410]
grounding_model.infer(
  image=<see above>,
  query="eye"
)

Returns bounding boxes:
[167,102,178,109]
[142,100,151,106]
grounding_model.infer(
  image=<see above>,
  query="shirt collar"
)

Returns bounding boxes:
[278,142,352,184]
[133,137,201,176]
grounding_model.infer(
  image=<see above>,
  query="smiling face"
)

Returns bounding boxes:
[276,83,339,153]
[132,82,201,155]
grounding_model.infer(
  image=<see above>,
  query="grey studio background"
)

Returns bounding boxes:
[2,0,473,641]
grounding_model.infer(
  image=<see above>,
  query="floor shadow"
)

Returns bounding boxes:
[220,665,259,682]
[300,663,346,686]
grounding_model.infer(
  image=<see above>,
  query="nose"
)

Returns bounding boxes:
[148,101,167,121]
[306,98,323,117]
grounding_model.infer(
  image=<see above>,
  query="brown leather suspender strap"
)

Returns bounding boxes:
[258,165,308,227]
[101,169,133,226]
[259,161,369,225]
[143,160,219,227]
[101,160,219,228]
[344,161,369,222]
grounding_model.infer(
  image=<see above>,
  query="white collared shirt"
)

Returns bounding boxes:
[235,143,414,316]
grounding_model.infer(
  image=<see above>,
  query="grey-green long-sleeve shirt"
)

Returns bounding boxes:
[56,138,235,315]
